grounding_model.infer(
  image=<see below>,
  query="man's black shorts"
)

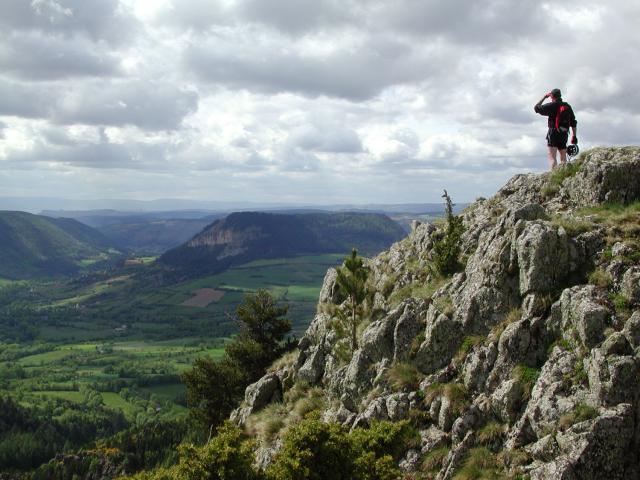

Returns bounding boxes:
[547,128,568,150]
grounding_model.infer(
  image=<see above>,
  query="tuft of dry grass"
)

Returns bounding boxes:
[267,349,299,373]
[421,446,450,473]
[386,362,422,391]
[587,268,613,289]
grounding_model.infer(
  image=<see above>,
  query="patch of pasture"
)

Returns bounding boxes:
[181,288,226,307]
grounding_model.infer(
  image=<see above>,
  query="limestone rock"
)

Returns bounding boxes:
[621,266,640,305]
[245,373,282,412]
[415,308,462,374]
[561,147,640,206]
[318,267,340,305]
[296,345,325,384]
[516,221,569,296]
[552,285,609,348]
[529,404,636,480]
[623,311,640,348]
[586,346,640,407]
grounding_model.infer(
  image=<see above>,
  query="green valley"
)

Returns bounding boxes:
[0,254,343,422]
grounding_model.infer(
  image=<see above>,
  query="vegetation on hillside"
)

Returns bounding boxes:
[0,211,122,279]
[159,212,405,279]
[183,290,293,430]
[335,249,370,350]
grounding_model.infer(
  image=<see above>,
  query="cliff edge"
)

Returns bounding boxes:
[233,147,640,479]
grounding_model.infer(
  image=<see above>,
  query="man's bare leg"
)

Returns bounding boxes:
[559,148,567,166]
[547,147,558,170]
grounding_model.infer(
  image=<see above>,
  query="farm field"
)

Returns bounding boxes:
[0,253,344,420]
[1,339,225,421]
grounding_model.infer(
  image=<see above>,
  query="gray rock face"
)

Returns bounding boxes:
[492,378,524,424]
[462,341,498,392]
[516,222,569,296]
[529,404,636,480]
[508,348,578,443]
[623,311,640,348]
[318,268,340,305]
[385,393,410,421]
[562,147,640,206]
[415,308,462,374]
[393,299,427,362]
[552,285,609,348]
[587,346,640,407]
[453,224,520,332]
[228,148,640,478]
[621,266,640,304]
[296,345,325,384]
[245,373,282,412]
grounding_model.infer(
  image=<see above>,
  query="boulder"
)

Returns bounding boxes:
[623,311,640,348]
[529,404,636,480]
[318,268,340,305]
[244,373,282,412]
[586,347,640,407]
[516,221,570,296]
[621,266,640,305]
[415,309,462,374]
[552,285,609,348]
[562,147,640,206]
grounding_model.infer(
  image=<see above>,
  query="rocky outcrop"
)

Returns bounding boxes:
[232,147,640,478]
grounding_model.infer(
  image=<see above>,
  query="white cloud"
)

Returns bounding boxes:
[0,0,639,204]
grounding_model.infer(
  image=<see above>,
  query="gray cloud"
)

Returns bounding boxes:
[185,34,449,100]
[0,31,121,80]
[287,124,363,153]
[238,0,351,35]
[51,80,199,130]
[0,78,51,118]
[0,0,139,45]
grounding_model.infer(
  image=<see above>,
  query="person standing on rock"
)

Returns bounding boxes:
[534,88,578,170]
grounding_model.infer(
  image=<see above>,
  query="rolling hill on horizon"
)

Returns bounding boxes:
[159,211,406,279]
[0,211,123,279]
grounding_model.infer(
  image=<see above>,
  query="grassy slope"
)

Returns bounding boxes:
[0,211,122,279]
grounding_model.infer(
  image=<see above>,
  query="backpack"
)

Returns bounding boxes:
[554,103,571,132]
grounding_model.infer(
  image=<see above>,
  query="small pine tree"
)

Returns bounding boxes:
[335,249,369,351]
[432,190,464,276]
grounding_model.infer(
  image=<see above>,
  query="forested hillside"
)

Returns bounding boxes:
[0,211,122,279]
[160,211,405,278]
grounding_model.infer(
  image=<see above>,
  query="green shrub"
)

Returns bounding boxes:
[177,422,258,480]
[266,419,354,480]
[266,419,417,480]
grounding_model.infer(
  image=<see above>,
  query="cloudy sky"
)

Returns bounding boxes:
[0,0,638,206]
